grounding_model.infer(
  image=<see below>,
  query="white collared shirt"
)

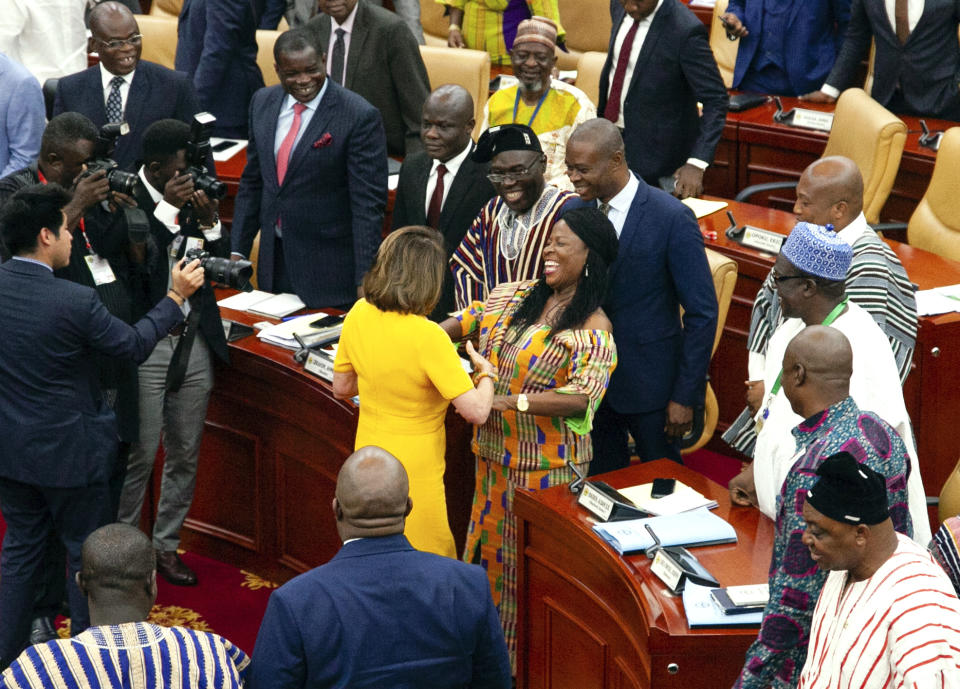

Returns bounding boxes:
[601,172,640,237]
[0,0,86,84]
[424,140,473,218]
[137,166,222,243]
[273,81,327,158]
[325,3,359,84]
[99,64,135,119]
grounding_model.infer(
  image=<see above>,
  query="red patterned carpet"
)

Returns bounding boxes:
[0,448,739,655]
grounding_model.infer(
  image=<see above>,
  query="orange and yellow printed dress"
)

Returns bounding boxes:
[457,280,617,663]
[334,299,474,558]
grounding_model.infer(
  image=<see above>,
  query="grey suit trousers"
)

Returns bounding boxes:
[366,0,424,43]
[118,334,213,550]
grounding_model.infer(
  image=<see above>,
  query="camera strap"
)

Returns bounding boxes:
[165,295,203,392]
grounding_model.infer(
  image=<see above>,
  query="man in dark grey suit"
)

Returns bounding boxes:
[304,0,430,156]
[231,29,387,309]
[803,0,960,120]
[0,184,202,668]
[392,85,496,320]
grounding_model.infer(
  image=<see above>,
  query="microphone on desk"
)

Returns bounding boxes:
[565,458,585,494]
[918,119,944,151]
[725,210,743,240]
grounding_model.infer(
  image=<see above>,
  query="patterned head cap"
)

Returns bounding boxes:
[780,221,852,281]
[514,16,559,49]
[472,124,543,163]
[806,451,889,526]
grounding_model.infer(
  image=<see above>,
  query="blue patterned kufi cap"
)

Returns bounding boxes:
[780,221,852,281]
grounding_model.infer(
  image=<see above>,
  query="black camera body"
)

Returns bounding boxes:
[86,122,138,195]
[184,247,253,293]
[185,112,227,200]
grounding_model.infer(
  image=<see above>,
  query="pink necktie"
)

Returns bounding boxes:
[277,102,307,185]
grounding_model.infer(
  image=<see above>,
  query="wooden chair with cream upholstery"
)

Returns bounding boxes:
[737,88,906,225]
[150,0,182,17]
[709,0,737,88]
[575,51,607,108]
[680,248,738,454]
[418,45,491,137]
[420,0,450,46]
[256,29,282,87]
[138,14,179,70]
[556,0,612,71]
[248,231,261,290]
[903,128,960,262]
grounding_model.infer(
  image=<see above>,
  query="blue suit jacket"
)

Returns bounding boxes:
[249,534,511,689]
[231,82,387,308]
[601,177,718,413]
[53,61,202,172]
[727,0,850,96]
[0,259,182,488]
[598,0,728,183]
[174,0,266,137]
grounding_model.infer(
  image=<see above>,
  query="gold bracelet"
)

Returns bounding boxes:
[474,370,498,385]
[448,23,461,33]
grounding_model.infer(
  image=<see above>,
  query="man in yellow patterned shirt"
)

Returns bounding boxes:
[480,16,595,190]
[441,0,564,66]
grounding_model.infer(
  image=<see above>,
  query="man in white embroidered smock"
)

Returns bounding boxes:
[481,16,595,191]
[728,221,930,544]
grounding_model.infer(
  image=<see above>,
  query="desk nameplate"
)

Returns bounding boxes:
[303,351,334,382]
[741,226,785,254]
[578,483,615,521]
[788,108,834,132]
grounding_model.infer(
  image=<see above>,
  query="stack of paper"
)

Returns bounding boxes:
[710,584,769,615]
[592,508,736,555]
[916,284,960,316]
[681,197,728,219]
[617,481,718,515]
[216,290,306,318]
[683,582,763,628]
[256,313,341,350]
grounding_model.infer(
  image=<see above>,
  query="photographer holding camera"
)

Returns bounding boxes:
[118,117,231,587]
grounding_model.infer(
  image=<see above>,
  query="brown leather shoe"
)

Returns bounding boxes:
[156,550,198,586]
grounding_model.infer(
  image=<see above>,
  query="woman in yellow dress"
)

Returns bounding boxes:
[332,226,497,558]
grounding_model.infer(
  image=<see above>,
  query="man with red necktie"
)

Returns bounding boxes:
[599,0,728,199]
[231,28,387,310]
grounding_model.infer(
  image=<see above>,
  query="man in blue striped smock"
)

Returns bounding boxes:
[0,524,249,688]
[723,156,917,456]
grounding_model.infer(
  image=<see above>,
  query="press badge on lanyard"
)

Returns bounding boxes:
[79,222,116,286]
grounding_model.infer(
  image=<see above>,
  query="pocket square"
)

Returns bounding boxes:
[312,133,333,149]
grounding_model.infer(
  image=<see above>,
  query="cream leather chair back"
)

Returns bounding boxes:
[709,0,737,88]
[575,51,607,108]
[420,0,450,46]
[150,0,182,17]
[681,248,738,454]
[138,15,179,70]
[907,127,960,262]
[822,88,906,224]
[419,45,491,137]
[256,29,282,87]
[557,0,612,70]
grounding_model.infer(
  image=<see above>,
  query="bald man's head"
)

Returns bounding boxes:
[79,523,156,604]
[334,446,412,540]
[794,156,864,229]
[565,118,629,202]
[781,325,853,416]
[88,2,141,76]
[421,85,475,163]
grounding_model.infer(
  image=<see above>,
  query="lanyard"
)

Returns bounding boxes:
[512,87,550,128]
[769,297,849,397]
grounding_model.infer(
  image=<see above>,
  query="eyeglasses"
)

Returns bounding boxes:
[96,34,143,50]
[772,272,806,286]
[487,161,541,184]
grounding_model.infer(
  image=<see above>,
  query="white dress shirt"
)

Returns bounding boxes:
[0,0,86,84]
[325,3,359,84]
[137,166,222,243]
[100,64,135,119]
[823,0,925,97]
[601,172,640,237]
[424,140,472,217]
[272,82,327,157]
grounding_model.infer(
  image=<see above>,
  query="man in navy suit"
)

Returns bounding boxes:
[53,2,202,172]
[565,119,717,474]
[721,0,851,96]
[231,29,387,310]
[803,0,960,120]
[599,0,728,199]
[248,445,511,689]
[0,184,204,668]
[392,85,496,320]
[175,0,266,138]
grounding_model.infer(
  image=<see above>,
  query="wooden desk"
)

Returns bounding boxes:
[162,295,475,582]
[515,460,774,689]
[702,96,955,223]
[700,199,960,496]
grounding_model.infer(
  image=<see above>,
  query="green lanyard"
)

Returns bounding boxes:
[769,297,848,397]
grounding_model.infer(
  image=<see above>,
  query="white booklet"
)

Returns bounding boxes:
[216,290,306,319]
[592,508,736,555]
[617,481,718,515]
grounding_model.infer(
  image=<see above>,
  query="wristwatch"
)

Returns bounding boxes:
[516,394,529,412]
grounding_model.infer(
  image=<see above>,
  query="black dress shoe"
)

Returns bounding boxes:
[156,550,198,586]
[29,616,58,645]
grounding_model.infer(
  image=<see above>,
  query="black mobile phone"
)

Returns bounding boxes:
[651,478,676,499]
[211,140,235,152]
[309,314,345,329]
